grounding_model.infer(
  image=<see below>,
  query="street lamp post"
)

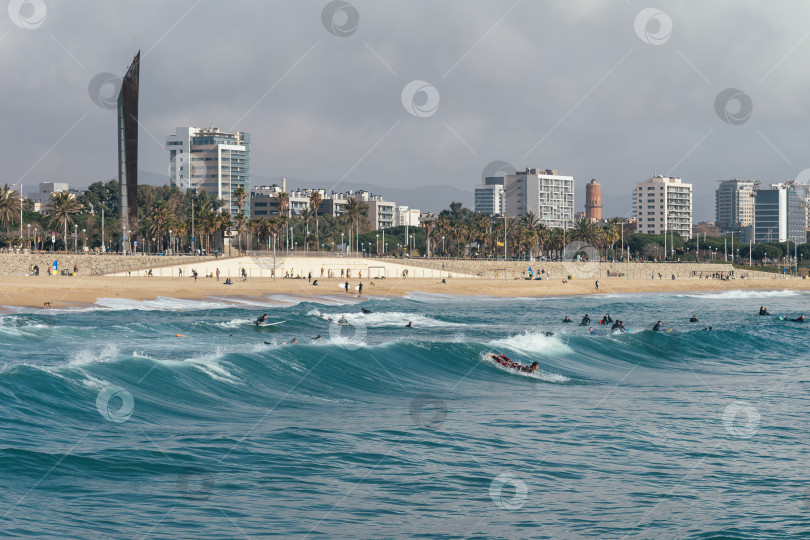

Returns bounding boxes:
[82,229,86,252]
[74,224,78,253]
[341,233,344,253]
[27,224,30,250]
[442,235,445,257]
[376,234,379,256]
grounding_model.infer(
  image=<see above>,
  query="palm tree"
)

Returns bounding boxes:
[309,191,322,250]
[520,211,541,259]
[0,185,21,233]
[300,208,315,251]
[234,212,247,253]
[340,197,368,254]
[47,192,83,251]
[451,221,467,257]
[148,203,170,253]
[571,216,602,247]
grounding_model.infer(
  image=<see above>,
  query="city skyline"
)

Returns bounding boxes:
[3,2,810,220]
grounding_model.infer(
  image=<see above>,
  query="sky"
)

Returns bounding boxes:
[2,0,810,219]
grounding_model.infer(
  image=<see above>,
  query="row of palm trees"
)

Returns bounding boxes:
[0,185,84,249]
[420,212,627,259]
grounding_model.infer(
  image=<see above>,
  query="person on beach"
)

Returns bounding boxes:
[652,321,663,332]
[563,316,573,323]
[241,268,247,281]
[73,264,78,274]
[690,315,698,322]
[358,282,363,295]
[759,306,770,316]
[344,280,349,292]
[579,314,590,326]
[216,268,220,281]
[308,272,311,283]
[595,280,599,291]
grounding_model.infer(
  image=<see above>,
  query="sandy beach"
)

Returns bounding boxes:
[4,272,809,310]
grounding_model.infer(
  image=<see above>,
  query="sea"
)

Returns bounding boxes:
[1,289,809,538]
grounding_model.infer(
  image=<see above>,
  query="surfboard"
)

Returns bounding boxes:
[256,320,286,327]
[338,284,349,291]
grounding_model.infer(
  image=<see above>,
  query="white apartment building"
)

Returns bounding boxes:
[632,175,693,239]
[475,177,505,216]
[715,179,755,229]
[368,199,397,229]
[503,168,574,228]
[396,206,421,227]
[166,127,251,217]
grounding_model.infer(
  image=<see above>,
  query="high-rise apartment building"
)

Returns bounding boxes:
[585,179,602,221]
[715,179,755,229]
[632,175,693,239]
[754,184,805,243]
[166,127,251,217]
[503,168,574,228]
[474,176,505,216]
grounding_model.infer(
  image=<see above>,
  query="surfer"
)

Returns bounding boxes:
[702,326,713,331]
[338,315,348,325]
[344,281,349,293]
[358,282,363,295]
[791,315,806,322]
[611,320,626,332]
[652,321,663,332]
[361,308,372,314]
[312,335,323,341]
[255,314,269,326]
[281,338,298,345]
[589,327,596,335]
[490,353,539,373]
[562,316,573,323]
[579,314,591,326]
[759,306,770,316]
[599,314,613,325]
[406,321,413,328]
[689,315,698,322]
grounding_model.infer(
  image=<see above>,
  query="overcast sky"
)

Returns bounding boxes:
[2,0,809,219]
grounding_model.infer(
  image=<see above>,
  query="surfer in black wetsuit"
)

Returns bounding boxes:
[702,326,712,331]
[759,306,770,316]
[599,314,613,325]
[689,315,698,322]
[611,320,626,332]
[562,316,573,323]
[791,315,806,322]
[406,321,413,328]
[361,308,372,314]
[652,321,663,332]
[579,314,590,326]
[338,315,348,325]
[255,314,269,326]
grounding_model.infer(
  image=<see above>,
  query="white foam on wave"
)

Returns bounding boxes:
[307,308,464,328]
[675,289,802,300]
[184,347,240,383]
[213,318,253,329]
[68,343,120,366]
[488,331,572,355]
[94,296,233,312]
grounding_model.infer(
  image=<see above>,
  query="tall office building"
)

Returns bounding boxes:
[474,176,505,216]
[585,179,602,221]
[503,168,574,228]
[166,127,251,217]
[118,51,140,249]
[754,184,805,243]
[715,179,755,229]
[632,175,693,239]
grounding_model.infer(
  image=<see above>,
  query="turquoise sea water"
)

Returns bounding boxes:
[1,289,809,538]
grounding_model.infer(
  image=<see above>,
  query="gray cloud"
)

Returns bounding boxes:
[2,0,809,219]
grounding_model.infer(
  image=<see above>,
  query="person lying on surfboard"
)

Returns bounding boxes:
[490,353,539,373]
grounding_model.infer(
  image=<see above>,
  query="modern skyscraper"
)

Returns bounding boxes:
[632,175,692,239]
[117,51,140,250]
[474,176,505,216]
[585,179,602,221]
[754,184,805,243]
[503,168,575,228]
[166,127,251,217]
[715,179,755,229]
